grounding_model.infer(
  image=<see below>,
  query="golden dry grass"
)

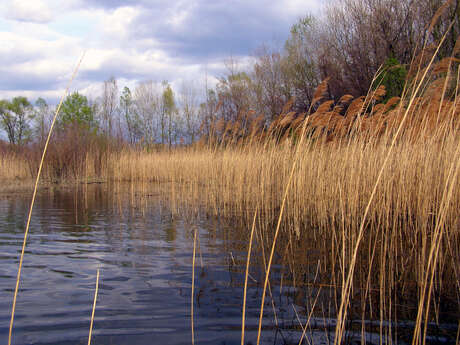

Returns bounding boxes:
[0,153,31,181]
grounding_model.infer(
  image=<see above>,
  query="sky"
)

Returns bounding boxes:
[0,0,322,104]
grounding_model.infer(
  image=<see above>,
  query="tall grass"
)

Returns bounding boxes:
[108,100,456,342]
[113,59,458,342]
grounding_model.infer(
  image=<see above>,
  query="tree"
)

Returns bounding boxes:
[120,86,142,144]
[60,92,96,130]
[0,96,33,145]
[312,0,455,97]
[217,71,253,122]
[34,97,52,144]
[179,80,200,143]
[376,57,407,102]
[161,81,178,147]
[198,89,219,140]
[283,15,320,110]
[253,47,288,121]
[134,81,160,146]
[100,77,118,137]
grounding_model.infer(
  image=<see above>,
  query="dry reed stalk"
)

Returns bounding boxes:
[8,53,85,345]
[191,227,197,345]
[427,0,454,34]
[294,289,322,345]
[241,208,258,345]
[333,27,452,345]
[256,105,312,345]
[88,269,100,345]
[255,223,279,327]
[294,262,322,345]
[412,124,460,345]
[456,320,460,345]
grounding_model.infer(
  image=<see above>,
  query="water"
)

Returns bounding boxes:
[1,185,457,345]
[0,185,315,345]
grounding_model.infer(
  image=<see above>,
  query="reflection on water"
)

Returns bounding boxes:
[0,185,316,345]
[1,185,456,345]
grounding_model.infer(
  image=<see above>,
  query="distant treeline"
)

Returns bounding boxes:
[0,0,458,149]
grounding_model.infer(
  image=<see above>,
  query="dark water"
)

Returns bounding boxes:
[0,185,325,345]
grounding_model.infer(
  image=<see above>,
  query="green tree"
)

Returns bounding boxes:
[376,57,407,101]
[162,82,178,147]
[60,92,96,129]
[0,96,33,145]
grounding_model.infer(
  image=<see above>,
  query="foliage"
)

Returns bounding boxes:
[162,82,179,147]
[60,92,97,130]
[376,57,407,102]
[0,96,33,145]
[120,86,139,144]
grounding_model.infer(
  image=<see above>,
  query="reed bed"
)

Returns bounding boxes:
[104,117,459,340]
[0,153,32,181]
[110,70,459,341]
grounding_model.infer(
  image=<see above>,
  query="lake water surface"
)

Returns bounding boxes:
[0,184,320,345]
[1,184,456,345]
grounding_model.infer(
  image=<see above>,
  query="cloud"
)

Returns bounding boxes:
[82,0,321,61]
[101,6,139,40]
[127,1,292,60]
[6,0,53,23]
[0,0,322,104]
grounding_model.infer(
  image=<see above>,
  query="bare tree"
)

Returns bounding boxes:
[100,77,118,137]
[313,0,458,97]
[179,80,200,143]
[134,81,161,146]
[34,97,52,144]
[252,46,289,121]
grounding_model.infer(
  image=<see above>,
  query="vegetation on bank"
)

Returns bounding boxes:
[1,0,459,152]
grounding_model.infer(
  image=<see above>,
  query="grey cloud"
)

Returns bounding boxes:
[80,66,147,83]
[0,49,47,66]
[86,0,300,62]
[0,69,62,92]
[135,1,292,60]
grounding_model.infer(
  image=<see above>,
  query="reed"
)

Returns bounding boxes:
[241,208,257,345]
[191,227,197,345]
[7,54,84,345]
[88,269,100,345]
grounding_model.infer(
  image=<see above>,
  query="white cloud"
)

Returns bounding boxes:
[276,0,322,16]
[101,6,139,39]
[6,0,53,23]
